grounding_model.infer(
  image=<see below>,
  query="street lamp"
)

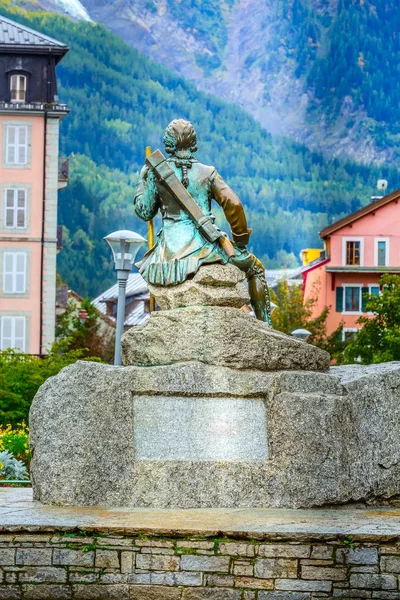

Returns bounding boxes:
[104,230,146,365]
[291,328,311,342]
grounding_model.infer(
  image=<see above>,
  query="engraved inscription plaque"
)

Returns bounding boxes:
[133,396,268,460]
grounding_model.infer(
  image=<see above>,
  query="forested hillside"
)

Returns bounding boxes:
[2,1,399,297]
[41,0,400,165]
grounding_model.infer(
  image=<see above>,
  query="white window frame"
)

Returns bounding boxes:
[4,187,27,229]
[10,74,27,103]
[374,237,390,267]
[342,283,363,314]
[5,125,28,165]
[342,328,359,342]
[3,252,27,294]
[342,237,364,267]
[0,316,26,351]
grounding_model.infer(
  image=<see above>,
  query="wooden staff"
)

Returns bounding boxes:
[146,145,156,312]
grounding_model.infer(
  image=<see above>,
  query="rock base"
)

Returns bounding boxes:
[30,360,400,508]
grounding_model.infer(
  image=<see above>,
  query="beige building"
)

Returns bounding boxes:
[0,16,69,354]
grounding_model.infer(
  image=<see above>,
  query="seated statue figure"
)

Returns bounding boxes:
[133,118,272,325]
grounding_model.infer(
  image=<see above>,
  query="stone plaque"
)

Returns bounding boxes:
[133,396,268,460]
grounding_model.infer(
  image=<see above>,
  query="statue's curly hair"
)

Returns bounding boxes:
[163,119,198,154]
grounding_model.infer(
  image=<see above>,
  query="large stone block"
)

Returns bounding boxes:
[121,305,330,372]
[148,263,250,310]
[30,360,400,509]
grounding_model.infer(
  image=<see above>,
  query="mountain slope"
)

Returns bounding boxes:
[35,0,400,166]
[1,1,399,298]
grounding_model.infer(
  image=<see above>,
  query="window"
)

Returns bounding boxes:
[6,125,28,165]
[346,241,361,265]
[4,188,26,228]
[343,328,358,342]
[3,252,26,293]
[375,238,389,267]
[0,316,25,351]
[10,74,26,103]
[369,285,380,297]
[344,286,361,312]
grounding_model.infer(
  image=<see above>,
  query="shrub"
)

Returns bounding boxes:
[0,424,30,467]
[0,450,29,481]
[0,349,101,426]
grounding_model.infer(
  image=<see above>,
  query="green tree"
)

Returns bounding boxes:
[0,349,100,426]
[344,274,400,364]
[271,278,344,359]
[55,297,114,362]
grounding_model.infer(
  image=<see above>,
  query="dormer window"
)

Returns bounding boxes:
[10,74,27,103]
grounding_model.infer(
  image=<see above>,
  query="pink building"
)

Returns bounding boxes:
[303,189,400,340]
[0,16,69,354]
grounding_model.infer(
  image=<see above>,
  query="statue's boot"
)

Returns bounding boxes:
[229,250,272,326]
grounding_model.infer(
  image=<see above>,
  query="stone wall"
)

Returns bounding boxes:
[1,532,400,599]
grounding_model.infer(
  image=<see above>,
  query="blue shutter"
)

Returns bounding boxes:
[361,287,369,312]
[336,287,343,312]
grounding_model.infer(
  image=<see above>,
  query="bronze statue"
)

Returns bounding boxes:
[134,119,272,325]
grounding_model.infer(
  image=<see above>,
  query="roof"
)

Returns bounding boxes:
[0,15,68,58]
[320,188,400,238]
[92,273,150,327]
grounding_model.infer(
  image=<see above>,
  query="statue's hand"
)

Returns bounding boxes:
[229,244,254,272]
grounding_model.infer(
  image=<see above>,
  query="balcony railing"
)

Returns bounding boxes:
[0,101,69,112]
[58,158,69,190]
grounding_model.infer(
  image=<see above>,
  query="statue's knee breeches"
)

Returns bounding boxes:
[229,252,272,326]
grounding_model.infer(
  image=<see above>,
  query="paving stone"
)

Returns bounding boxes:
[72,584,130,599]
[234,576,274,589]
[178,541,214,551]
[259,545,310,559]
[53,549,94,567]
[182,590,241,599]
[311,546,333,560]
[95,549,119,569]
[255,558,297,579]
[141,547,175,554]
[381,556,400,573]
[180,555,230,573]
[348,548,378,565]
[16,549,52,566]
[0,586,21,599]
[0,549,15,566]
[276,579,332,592]
[218,542,256,557]
[232,560,254,576]
[333,591,372,598]
[134,539,174,548]
[371,593,400,599]
[350,574,397,590]
[301,565,347,581]
[258,593,309,600]
[136,553,180,571]
[351,566,379,573]
[204,574,234,587]
[129,586,182,599]
[21,584,71,599]
[68,571,98,583]
[121,551,134,573]
[19,566,67,583]
[99,573,129,583]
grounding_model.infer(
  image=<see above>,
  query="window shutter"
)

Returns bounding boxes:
[17,127,27,165]
[336,287,343,312]
[361,287,369,312]
[14,317,26,351]
[15,253,26,293]
[3,253,14,292]
[5,189,15,227]
[0,317,12,350]
[6,126,16,164]
[17,189,26,227]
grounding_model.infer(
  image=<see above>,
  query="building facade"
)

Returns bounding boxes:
[0,16,69,354]
[303,190,400,339]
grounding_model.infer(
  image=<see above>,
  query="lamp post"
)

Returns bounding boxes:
[104,230,146,365]
[291,328,311,342]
